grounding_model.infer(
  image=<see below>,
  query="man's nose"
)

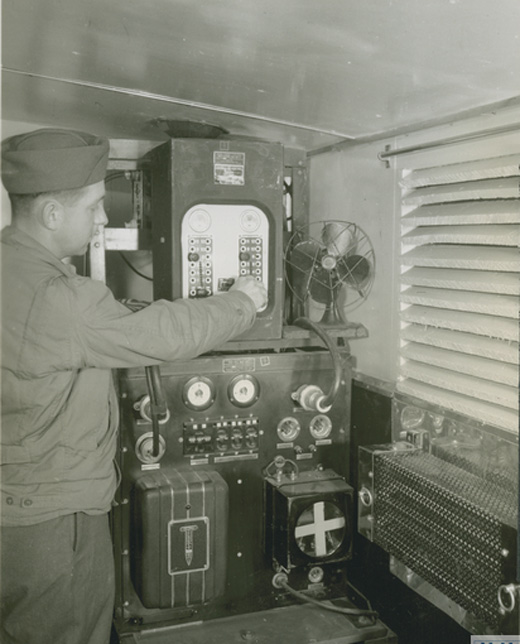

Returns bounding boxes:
[96,207,109,227]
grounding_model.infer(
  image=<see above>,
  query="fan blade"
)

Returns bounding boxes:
[337,254,371,292]
[321,222,355,257]
[288,240,325,300]
[289,239,323,272]
[308,266,338,304]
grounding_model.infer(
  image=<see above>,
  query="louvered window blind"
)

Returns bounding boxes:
[398,153,520,434]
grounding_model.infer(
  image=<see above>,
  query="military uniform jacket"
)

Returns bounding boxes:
[1,226,256,526]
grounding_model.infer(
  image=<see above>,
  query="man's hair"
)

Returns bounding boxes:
[9,186,86,215]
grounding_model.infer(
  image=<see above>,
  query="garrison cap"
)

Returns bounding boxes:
[1,128,109,194]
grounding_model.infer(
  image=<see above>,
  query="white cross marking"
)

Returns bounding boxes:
[294,501,345,557]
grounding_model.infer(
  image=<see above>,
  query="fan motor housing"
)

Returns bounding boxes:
[265,469,353,570]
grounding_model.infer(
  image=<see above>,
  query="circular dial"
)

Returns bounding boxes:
[277,417,301,442]
[309,414,333,440]
[228,374,260,407]
[240,209,261,232]
[182,376,215,411]
[188,208,211,232]
[400,405,425,430]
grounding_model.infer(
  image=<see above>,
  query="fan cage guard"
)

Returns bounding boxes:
[285,220,375,325]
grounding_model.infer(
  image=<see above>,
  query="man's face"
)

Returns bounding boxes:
[56,181,108,257]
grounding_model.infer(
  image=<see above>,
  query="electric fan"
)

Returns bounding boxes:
[285,221,375,326]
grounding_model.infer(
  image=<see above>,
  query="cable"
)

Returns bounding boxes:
[278,580,378,622]
[145,366,169,458]
[118,252,153,281]
[293,317,343,408]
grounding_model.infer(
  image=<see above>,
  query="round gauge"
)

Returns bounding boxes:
[429,412,444,430]
[294,501,346,559]
[240,209,261,232]
[400,405,425,430]
[182,376,215,411]
[309,414,332,440]
[277,417,301,443]
[188,208,211,233]
[228,374,260,407]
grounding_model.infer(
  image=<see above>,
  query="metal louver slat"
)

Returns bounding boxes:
[401,245,520,271]
[402,200,520,226]
[401,305,518,340]
[401,325,519,364]
[401,266,519,294]
[402,177,520,206]
[399,152,519,434]
[400,362,518,409]
[401,154,520,188]
[403,225,519,246]
[401,286,519,317]
[401,342,518,386]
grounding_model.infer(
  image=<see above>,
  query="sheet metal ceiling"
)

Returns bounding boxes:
[2,0,520,151]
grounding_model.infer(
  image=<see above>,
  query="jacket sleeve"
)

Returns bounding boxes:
[33,274,257,370]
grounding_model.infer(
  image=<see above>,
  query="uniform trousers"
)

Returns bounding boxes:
[0,512,115,644]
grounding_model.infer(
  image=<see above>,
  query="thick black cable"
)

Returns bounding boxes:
[144,365,168,458]
[293,317,343,408]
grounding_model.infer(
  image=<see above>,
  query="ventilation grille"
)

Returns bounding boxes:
[373,450,516,630]
[398,154,520,434]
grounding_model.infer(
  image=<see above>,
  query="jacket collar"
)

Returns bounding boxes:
[1,225,78,277]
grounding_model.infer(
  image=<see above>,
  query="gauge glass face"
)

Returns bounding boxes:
[309,414,332,439]
[188,208,211,233]
[429,412,444,429]
[183,377,215,410]
[277,417,301,442]
[294,501,346,559]
[240,209,261,232]
[229,375,259,407]
[400,405,425,430]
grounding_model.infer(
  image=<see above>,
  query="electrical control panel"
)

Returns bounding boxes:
[146,138,285,340]
[113,351,355,634]
[182,204,269,309]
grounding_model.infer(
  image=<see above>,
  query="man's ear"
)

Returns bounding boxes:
[40,198,64,231]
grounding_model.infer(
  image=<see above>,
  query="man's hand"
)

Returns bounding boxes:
[230,276,268,312]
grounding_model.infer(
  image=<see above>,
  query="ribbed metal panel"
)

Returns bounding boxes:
[373,449,517,630]
[398,153,520,435]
